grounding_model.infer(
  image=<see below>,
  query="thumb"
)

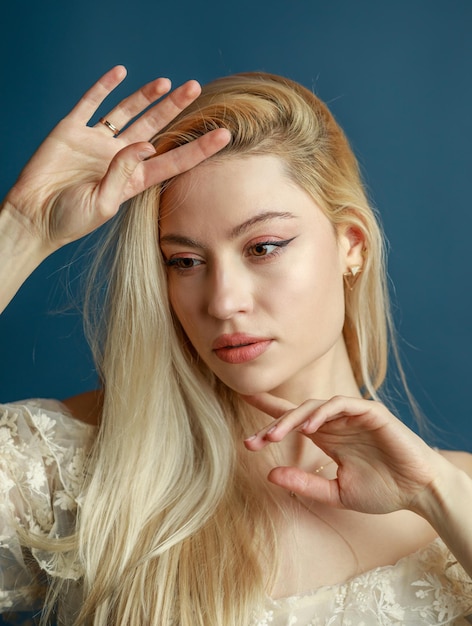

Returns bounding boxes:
[269,466,342,508]
[97,142,156,212]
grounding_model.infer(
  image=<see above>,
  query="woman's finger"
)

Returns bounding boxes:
[69,65,128,123]
[244,395,378,450]
[94,142,157,213]
[119,79,202,143]
[139,128,231,187]
[244,396,326,450]
[95,76,173,139]
[297,396,385,435]
[268,466,341,507]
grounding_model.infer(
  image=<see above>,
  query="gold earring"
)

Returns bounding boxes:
[343,265,362,291]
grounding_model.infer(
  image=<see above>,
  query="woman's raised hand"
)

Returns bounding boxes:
[243,393,447,517]
[4,65,230,253]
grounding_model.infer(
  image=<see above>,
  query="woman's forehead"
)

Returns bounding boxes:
[160,155,302,220]
[159,156,331,244]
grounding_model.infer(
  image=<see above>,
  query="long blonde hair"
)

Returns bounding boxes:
[49,72,392,625]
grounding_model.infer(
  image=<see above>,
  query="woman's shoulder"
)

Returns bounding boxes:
[61,389,103,426]
[438,448,472,476]
[0,395,96,448]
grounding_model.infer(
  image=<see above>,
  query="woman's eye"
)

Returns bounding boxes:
[251,243,279,257]
[165,257,203,271]
[247,237,296,259]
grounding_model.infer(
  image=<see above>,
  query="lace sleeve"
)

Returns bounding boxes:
[0,399,94,613]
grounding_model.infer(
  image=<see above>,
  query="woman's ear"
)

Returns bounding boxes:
[338,225,366,290]
[338,224,366,269]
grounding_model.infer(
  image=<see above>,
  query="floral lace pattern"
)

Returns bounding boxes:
[1,400,472,624]
[255,539,472,625]
[0,400,93,613]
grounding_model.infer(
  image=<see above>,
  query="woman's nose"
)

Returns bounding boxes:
[206,265,253,320]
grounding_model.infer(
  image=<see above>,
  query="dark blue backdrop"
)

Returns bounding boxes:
[1,2,471,440]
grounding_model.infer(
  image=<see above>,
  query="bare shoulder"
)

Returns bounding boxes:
[438,449,472,476]
[62,389,103,426]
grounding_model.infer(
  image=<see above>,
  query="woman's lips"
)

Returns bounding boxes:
[212,334,272,364]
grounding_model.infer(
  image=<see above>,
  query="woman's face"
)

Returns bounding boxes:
[159,155,361,399]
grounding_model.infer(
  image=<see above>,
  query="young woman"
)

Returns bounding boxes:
[1,65,472,625]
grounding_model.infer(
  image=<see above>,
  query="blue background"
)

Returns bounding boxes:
[0,1,471,623]
[1,0,471,451]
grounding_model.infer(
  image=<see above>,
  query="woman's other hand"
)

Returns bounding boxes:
[243,392,445,516]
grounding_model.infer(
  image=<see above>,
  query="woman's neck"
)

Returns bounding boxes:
[246,336,360,472]
[269,335,362,406]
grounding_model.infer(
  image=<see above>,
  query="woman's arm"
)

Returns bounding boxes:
[0,201,50,311]
[0,65,230,313]
[411,450,472,578]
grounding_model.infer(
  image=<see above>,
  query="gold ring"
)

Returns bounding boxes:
[99,117,120,136]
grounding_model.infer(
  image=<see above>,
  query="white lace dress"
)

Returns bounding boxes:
[1,400,472,625]
[257,539,472,625]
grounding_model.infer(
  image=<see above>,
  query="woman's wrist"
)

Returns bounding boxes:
[0,199,52,311]
[410,453,464,523]
[0,196,50,257]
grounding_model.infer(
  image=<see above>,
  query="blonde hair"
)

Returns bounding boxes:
[46,72,393,624]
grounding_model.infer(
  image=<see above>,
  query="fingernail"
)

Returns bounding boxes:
[265,424,277,436]
[244,434,257,442]
[138,147,156,161]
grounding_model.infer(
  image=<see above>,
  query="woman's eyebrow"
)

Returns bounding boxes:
[229,211,296,239]
[160,211,296,249]
[159,234,205,249]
